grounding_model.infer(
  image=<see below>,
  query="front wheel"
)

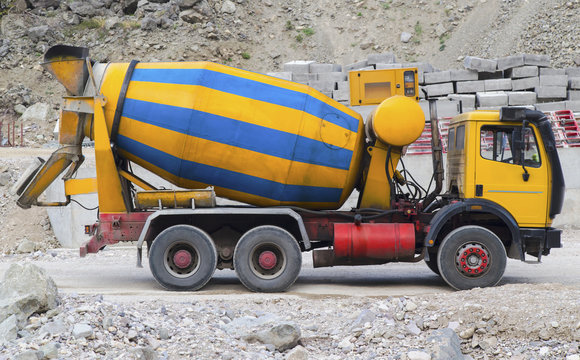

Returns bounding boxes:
[149,225,217,291]
[234,226,302,292]
[437,225,507,290]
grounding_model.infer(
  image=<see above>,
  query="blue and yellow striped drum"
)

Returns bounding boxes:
[96,62,365,209]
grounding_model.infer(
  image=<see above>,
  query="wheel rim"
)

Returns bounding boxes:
[163,242,200,278]
[455,242,490,277]
[249,243,286,279]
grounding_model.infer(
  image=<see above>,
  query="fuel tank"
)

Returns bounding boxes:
[93,61,365,209]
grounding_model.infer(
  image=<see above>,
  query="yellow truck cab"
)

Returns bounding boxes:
[425,107,564,288]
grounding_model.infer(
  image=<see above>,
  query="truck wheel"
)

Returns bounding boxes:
[149,225,217,291]
[437,225,506,290]
[425,250,440,275]
[233,226,302,293]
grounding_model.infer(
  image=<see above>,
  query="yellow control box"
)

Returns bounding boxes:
[349,68,419,106]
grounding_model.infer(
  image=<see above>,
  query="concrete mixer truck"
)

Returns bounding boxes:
[13,45,564,292]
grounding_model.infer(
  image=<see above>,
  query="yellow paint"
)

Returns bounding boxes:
[359,141,402,209]
[349,68,419,106]
[119,169,156,191]
[135,189,216,209]
[370,96,425,146]
[65,178,98,195]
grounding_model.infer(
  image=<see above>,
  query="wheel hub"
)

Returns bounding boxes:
[173,249,192,269]
[456,243,489,277]
[258,250,277,270]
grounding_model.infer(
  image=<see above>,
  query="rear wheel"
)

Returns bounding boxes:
[425,249,440,275]
[437,225,506,290]
[149,225,217,291]
[234,226,302,292]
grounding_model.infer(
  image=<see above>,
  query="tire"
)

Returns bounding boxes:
[233,226,302,293]
[437,225,507,290]
[425,249,440,276]
[149,225,217,291]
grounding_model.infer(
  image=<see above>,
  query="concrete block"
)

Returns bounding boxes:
[333,88,349,101]
[566,68,580,77]
[456,80,485,93]
[344,60,369,71]
[283,60,315,73]
[511,77,539,91]
[402,62,435,74]
[317,72,347,82]
[496,55,525,71]
[320,90,333,98]
[476,92,508,107]
[419,86,426,99]
[424,71,451,84]
[464,56,497,72]
[337,81,349,92]
[447,94,476,108]
[568,77,580,90]
[478,71,504,80]
[569,90,580,100]
[417,72,425,85]
[507,66,538,79]
[419,99,460,119]
[524,54,551,67]
[367,52,396,65]
[540,75,568,87]
[477,106,503,111]
[309,63,335,73]
[450,69,478,81]
[539,68,565,76]
[534,101,567,112]
[424,82,454,97]
[508,91,537,106]
[307,80,336,92]
[266,72,292,81]
[484,78,512,91]
[292,73,317,83]
[375,63,402,69]
[565,101,580,111]
[535,86,567,99]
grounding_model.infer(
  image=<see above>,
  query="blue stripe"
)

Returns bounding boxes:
[130,68,359,132]
[122,98,353,170]
[117,135,343,203]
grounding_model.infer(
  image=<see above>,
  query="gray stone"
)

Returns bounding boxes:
[141,17,158,30]
[68,1,99,17]
[367,53,396,65]
[40,319,68,335]
[407,351,431,360]
[566,68,580,77]
[535,102,567,112]
[536,86,567,99]
[309,63,334,73]
[283,61,315,74]
[223,313,280,337]
[447,94,475,108]
[286,345,308,360]
[406,321,422,335]
[569,91,580,100]
[19,103,55,123]
[566,101,580,111]
[333,88,349,102]
[512,77,539,91]
[400,32,412,43]
[307,80,335,92]
[424,71,451,84]
[464,56,497,72]
[351,309,376,329]
[508,92,537,106]
[456,80,485,93]
[496,55,525,70]
[419,100,459,119]
[246,323,301,351]
[508,66,538,79]
[317,72,347,82]
[403,62,435,74]
[484,79,512,91]
[292,73,317,83]
[158,327,170,340]
[540,68,565,76]
[220,0,236,14]
[16,238,36,253]
[0,172,10,186]
[40,342,60,359]
[425,83,454,97]
[176,0,200,10]
[132,346,158,360]
[0,315,18,346]
[524,54,551,67]
[344,60,369,71]
[28,0,61,8]
[450,69,478,81]
[27,25,49,42]
[427,328,463,360]
[540,75,568,87]
[477,92,508,107]
[266,72,292,81]
[337,81,349,92]
[568,78,580,89]
[375,63,403,70]
[15,350,41,360]
[179,9,204,24]
[72,323,93,338]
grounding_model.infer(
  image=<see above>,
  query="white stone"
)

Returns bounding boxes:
[407,350,431,360]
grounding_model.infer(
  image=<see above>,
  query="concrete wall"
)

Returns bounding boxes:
[46,148,580,248]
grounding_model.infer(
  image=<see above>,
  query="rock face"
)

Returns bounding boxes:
[0,263,58,329]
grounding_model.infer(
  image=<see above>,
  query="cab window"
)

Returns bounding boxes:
[455,125,465,150]
[480,125,541,167]
[448,127,455,152]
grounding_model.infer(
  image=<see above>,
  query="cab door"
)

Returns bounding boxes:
[474,123,549,227]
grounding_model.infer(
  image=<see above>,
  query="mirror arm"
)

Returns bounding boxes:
[521,120,530,182]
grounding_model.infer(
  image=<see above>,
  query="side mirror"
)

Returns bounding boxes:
[520,121,530,182]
